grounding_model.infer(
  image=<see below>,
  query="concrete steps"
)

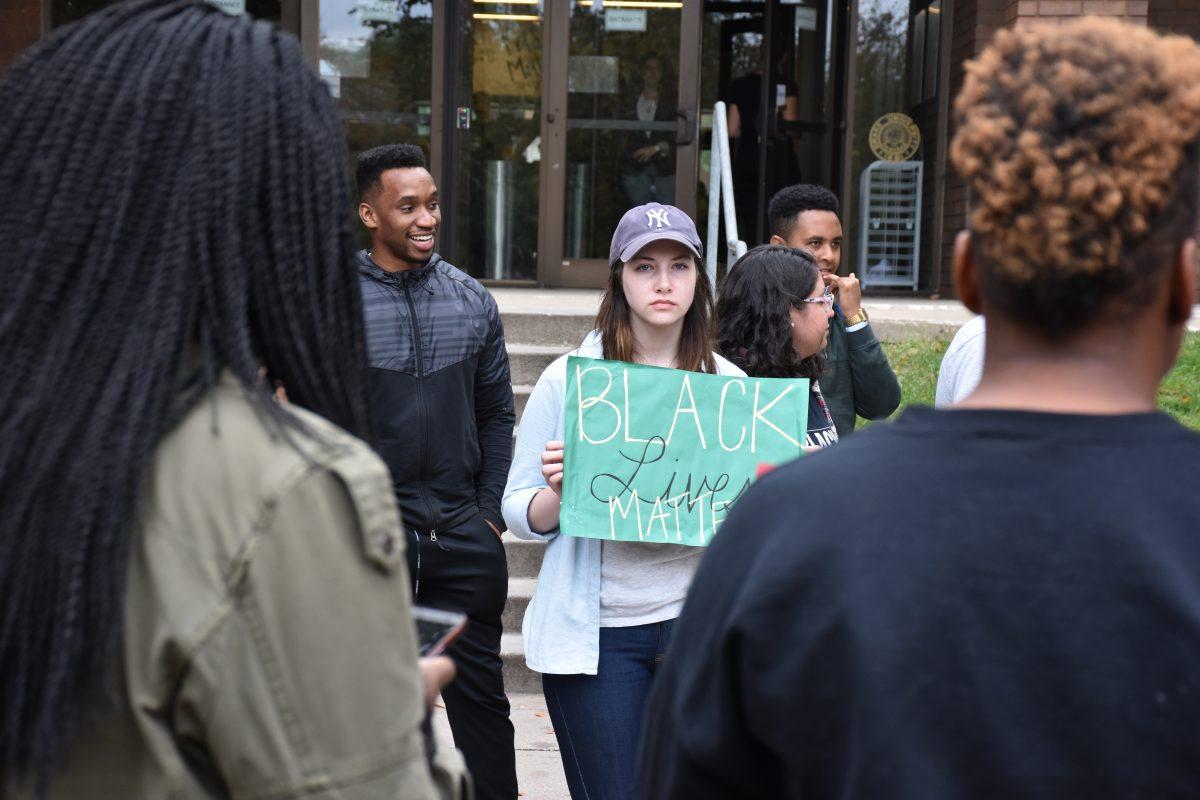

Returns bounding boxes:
[508,343,571,386]
[499,537,546,695]
[503,576,536,630]
[504,532,548,577]
[503,311,595,350]
[513,384,534,419]
[499,310,591,705]
[502,631,541,693]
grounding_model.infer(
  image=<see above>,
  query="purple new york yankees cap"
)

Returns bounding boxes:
[608,203,704,268]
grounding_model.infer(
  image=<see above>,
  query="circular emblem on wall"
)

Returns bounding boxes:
[869,113,921,162]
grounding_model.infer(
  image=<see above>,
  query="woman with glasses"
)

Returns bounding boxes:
[717,244,839,449]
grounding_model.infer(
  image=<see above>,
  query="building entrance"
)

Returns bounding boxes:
[442,0,842,287]
[697,0,842,254]
[33,0,847,290]
[438,0,704,287]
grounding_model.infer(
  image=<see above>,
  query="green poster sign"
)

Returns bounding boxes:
[561,356,808,547]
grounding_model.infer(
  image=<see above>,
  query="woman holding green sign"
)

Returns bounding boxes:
[717,245,840,450]
[502,203,744,799]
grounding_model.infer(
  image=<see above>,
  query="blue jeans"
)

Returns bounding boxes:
[542,620,675,800]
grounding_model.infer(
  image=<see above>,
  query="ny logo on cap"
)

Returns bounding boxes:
[646,208,672,229]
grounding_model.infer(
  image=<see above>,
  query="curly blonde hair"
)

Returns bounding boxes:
[950,18,1200,336]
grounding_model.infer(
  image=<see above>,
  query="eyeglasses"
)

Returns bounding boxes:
[797,290,835,307]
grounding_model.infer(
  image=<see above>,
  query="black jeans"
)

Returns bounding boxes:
[407,512,516,800]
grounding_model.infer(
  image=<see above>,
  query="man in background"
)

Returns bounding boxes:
[768,184,901,435]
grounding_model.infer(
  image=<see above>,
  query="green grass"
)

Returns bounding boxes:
[874,332,1200,430]
[1159,333,1200,428]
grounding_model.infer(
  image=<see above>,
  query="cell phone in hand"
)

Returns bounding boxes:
[413,606,468,656]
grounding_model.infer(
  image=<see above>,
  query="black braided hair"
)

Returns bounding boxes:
[0,1,374,791]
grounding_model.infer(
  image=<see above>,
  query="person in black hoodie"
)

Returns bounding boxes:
[356,144,517,800]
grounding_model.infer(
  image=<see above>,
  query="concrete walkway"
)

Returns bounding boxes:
[432,694,569,799]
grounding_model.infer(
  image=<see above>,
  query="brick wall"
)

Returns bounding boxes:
[0,0,41,75]
[940,0,1015,295]
[1149,0,1200,38]
[938,0,1151,296]
[1147,0,1200,248]
[1010,0,1147,25]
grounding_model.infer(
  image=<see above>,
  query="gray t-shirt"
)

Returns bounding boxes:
[600,540,700,627]
[935,316,986,407]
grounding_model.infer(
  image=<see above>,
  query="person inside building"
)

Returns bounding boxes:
[767,183,901,435]
[0,2,466,798]
[638,17,1200,798]
[502,203,744,800]
[717,245,838,449]
[725,48,801,241]
[618,52,677,207]
[356,143,518,800]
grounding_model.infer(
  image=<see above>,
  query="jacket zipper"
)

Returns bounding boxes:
[429,528,448,551]
[411,527,421,599]
[401,280,441,546]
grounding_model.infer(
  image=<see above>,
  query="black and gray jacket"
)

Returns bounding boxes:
[358,251,515,534]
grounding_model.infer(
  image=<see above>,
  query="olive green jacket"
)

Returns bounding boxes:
[821,310,902,436]
[32,374,469,800]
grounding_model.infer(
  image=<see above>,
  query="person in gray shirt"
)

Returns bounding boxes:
[935,315,986,406]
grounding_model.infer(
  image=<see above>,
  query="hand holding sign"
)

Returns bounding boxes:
[561,357,808,547]
[541,441,565,497]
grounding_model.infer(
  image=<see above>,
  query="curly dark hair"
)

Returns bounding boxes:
[767,183,840,240]
[356,143,428,200]
[717,245,826,379]
[950,18,1200,338]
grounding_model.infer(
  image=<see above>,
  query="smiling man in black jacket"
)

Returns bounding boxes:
[356,144,517,800]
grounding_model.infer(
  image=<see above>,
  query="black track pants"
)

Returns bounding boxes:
[407,513,517,800]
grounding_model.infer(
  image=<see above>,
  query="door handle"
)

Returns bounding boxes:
[676,108,696,146]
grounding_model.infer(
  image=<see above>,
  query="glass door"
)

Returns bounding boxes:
[443,0,544,281]
[697,0,841,252]
[318,0,435,249]
[539,0,702,287]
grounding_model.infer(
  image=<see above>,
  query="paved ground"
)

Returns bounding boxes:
[432,693,570,799]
